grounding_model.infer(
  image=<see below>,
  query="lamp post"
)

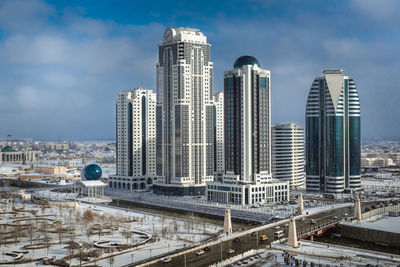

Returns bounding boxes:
[220,242,222,262]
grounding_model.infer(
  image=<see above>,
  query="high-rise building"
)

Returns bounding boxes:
[272,123,305,189]
[155,27,214,195]
[206,56,289,205]
[224,55,271,181]
[109,88,157,191]
[305,70,361,193]
[213,92,224,174]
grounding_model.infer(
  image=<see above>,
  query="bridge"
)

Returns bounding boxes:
[297,218,341,239]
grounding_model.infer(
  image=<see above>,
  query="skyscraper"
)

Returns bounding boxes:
[272,123,305,189]
[224,55,271,181]
[305,70,361,193]
[110,88,157,191]
[155,27,214,195]
[213,92,225,173]
[206,56,289,205]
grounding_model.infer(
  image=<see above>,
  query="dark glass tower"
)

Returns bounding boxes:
[224,56,271,181]
[305,70,361,193]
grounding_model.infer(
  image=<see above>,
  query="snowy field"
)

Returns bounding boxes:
[342,213,400,234]
[0,194,222,266]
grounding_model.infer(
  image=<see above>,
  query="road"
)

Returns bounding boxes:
[138,201,383,267]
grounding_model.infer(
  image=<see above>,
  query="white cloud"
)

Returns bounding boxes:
[351,0,400,21]
[0,0,55,33]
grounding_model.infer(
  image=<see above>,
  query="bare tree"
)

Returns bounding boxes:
[83,209,95,224]
[107,256,114,267]
[121,230,133,243]
[57,221,63,244]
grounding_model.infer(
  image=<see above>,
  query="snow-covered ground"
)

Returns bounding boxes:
[342,213,400,234]
[221,240,400,267]
[0,197,222,266]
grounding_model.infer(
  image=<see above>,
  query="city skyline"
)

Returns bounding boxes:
[0,0,399,140]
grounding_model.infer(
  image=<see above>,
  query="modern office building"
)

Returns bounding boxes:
[213,92,225,174]
[155,27,214,195]
[305,70,361,193]
[207,56,289,205]
[272,123,305,189]
[224,55,271,181]
[109,88,157,191]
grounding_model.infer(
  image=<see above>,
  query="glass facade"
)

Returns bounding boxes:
[306,71,361,193]
[349,116,361,175]
[306,117,319,175]
[326,116,344,177]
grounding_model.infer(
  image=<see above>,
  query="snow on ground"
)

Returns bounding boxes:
[0,197,222,266]
[302,202,353,216]
[264,240,400,267]
[342,213,400,234]
[218,240,400,267]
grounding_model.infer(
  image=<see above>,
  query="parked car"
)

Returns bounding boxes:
[162,257,172,264]
[260,234,268,241]
[196,250,205,256]
[234,237,240,242]
[274,226,280,230]
[204,246,211,252]
[227,249,235,254]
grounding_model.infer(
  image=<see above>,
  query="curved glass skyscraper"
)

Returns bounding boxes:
[305,70,361,193]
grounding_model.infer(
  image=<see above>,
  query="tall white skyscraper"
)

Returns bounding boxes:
[213,92,225,174]
[272,123,305,189]
[110,88,157,191]
[155,27,214,195]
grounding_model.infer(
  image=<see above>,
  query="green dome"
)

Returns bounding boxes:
[233,55,260,68]
[81,164,102,180]
[1,145,17,152]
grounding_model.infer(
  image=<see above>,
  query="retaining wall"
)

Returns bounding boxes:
[340,224,400,247]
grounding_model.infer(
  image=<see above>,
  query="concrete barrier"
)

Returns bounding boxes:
[361,204,400,220]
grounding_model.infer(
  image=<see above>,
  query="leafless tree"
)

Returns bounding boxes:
[121,230,133,243]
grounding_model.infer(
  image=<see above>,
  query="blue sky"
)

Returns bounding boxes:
[0,0,399,140]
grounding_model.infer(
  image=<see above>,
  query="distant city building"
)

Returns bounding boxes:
[361,157,393,168]
[155,27,214,196]
[213,92,225,173]
[272,123,305,189]
[207,56,289,205]
[305,70,361,193]
[0,145,36,164]
[109,88,157,191]
[45,142,69,151]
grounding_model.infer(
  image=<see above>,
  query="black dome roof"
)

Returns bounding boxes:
[233,55,260,68]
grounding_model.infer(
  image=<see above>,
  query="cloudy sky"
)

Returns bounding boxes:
[0,0,399,140]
